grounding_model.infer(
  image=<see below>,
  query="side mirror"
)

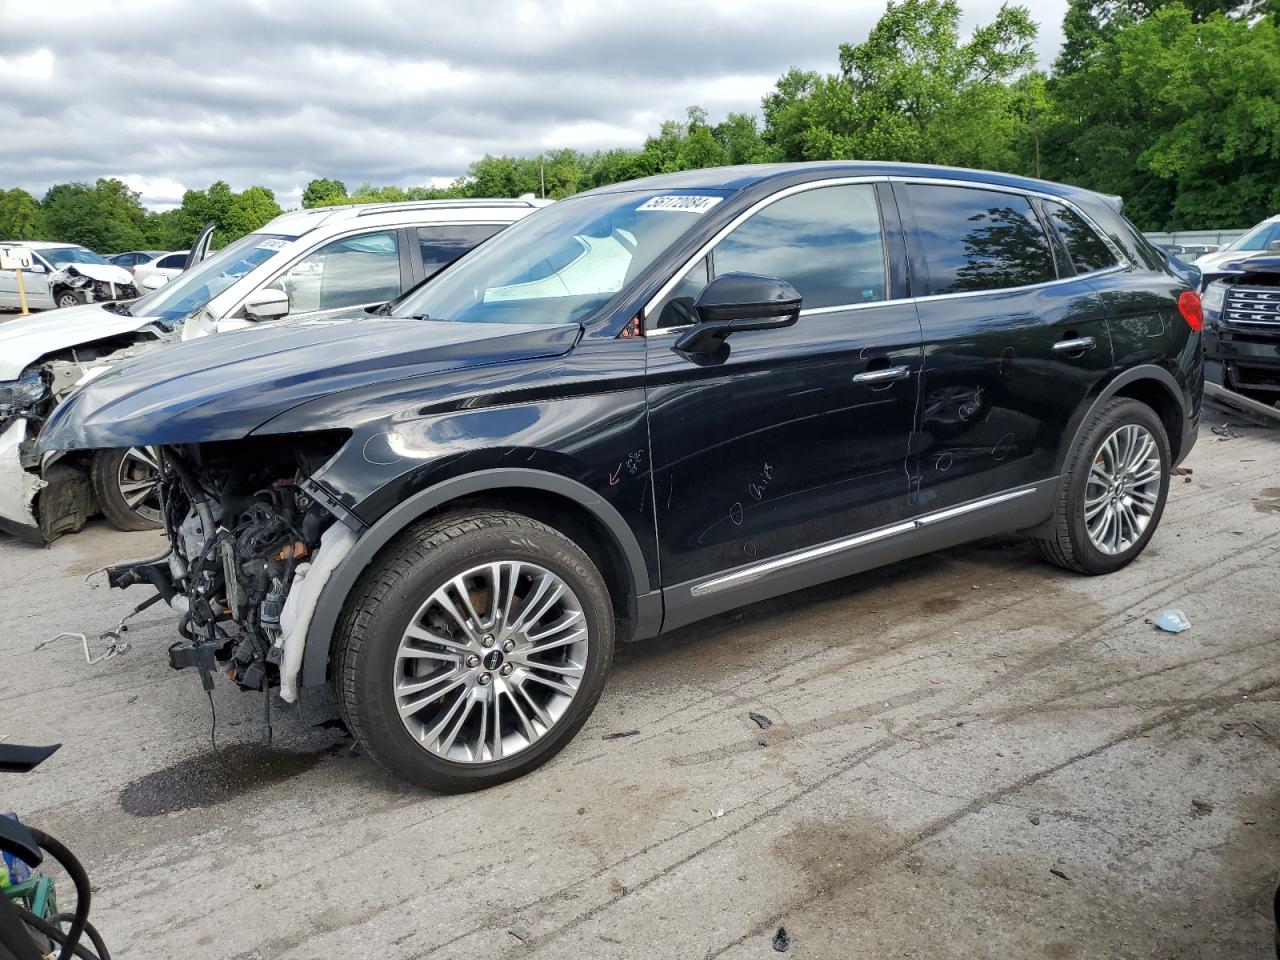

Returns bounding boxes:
[673,273,801,357]
[141,274,168,290]
[1267,240,1280,253]
[243,287,290,322]
[26,264,46,274]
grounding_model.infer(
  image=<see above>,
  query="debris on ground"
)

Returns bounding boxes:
[929,678,943,685]
[508,925,531,942]
[1191,798,1214,817]
[601,729,640,741]
[1030,815,1041,825]
[1154,609,1191,633]
[772,926,791,952]
[712,808,725,819]
[1172,465,1193,476]
[1050,868,1071,882]
[1211,423,1243,440]
[749,711,773,729]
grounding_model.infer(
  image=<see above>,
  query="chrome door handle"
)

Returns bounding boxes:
[1052,336,1096,353]
[852,365,911,384]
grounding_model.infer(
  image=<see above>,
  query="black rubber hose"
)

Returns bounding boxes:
[49,914,109,960]
[27,829,89,960]
[13,909,101,960]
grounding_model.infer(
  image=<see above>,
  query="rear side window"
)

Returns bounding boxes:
[713,184,887,309]
[906,184,1056,294]
[418,224,505,278]
[1042,201,1117,274]
[158,253,187,269]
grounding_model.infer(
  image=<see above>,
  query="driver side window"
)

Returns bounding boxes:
[269,230,401,315]
[648,183,888,329]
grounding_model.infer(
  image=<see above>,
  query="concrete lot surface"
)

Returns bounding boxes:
[3,408,1279,959]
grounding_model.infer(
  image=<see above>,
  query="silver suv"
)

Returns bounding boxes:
[0,198,550,541]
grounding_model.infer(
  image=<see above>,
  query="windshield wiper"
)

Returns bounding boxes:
[408,312,441,321]
[100,300,134,317]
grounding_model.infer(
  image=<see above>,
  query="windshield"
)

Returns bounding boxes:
[42,246,112,269]
[129,232,295,324]
[391,190,730,326]
[1228,220,1280,252]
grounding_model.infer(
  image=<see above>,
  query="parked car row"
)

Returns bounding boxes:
[19,161,1202,791]
[0,198,550,540]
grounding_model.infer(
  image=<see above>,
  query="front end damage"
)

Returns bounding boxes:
[0,333,160,541]
[51,264,138,305]
[102,433,355,726]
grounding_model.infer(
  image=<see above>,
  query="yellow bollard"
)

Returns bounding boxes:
[15,266,28,316]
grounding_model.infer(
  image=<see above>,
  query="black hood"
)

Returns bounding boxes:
[38,316,581,451]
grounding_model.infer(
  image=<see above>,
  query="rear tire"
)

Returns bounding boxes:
[1034,398,1170,575]
[335,510,615,792]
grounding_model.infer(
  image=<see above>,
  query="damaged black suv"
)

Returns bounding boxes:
[39,163,1203,792]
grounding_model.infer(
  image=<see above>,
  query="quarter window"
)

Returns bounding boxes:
[906,184,1057,294]
[1042,201,1118,274]
[269,230,401,314]
[417,224,504,278]
[158,253,187,269]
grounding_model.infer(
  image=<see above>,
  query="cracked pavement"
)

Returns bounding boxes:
[3,406,1279,958]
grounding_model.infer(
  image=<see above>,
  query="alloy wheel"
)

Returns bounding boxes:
[1083,424,1162,556]
[394,560,589,763]
[116,446,163,524]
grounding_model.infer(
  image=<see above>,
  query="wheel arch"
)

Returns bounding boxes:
[1055,365,1188,475]
[299,468,655,690]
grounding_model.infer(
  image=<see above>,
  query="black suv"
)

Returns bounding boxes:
[39,163,1203,791]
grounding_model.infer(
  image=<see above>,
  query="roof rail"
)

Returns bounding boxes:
[354,199,540,217]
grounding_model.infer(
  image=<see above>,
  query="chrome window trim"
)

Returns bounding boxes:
[897,176,1131,273]
[642,176,889,332]
[688,484,1043,597]
[643,175,1132,337]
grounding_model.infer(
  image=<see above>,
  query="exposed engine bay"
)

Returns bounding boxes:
[102,433,354,732]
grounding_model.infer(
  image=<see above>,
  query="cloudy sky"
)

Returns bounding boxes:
[0,0,1068,211]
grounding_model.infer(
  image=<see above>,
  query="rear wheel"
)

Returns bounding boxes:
[91,447,164,531]
[336,510,615,792]
[1035,398,1170,574]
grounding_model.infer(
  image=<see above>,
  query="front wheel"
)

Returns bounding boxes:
[1035,398,1170,575]
[91,447,164,531]
[335,510,615,792]
[54,288,82,310]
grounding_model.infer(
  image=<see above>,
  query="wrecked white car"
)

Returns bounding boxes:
[0,199,549,541]
[0,242,137,312]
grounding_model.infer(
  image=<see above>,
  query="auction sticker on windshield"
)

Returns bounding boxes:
[636,195,723,214]
[256,238,290,250]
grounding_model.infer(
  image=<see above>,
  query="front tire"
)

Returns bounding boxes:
[1035,398,1170,575]
[336,510,615,792]
[91,448,164,531]
[54,287,82,310]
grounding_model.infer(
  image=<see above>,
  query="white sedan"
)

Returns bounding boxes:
[130,250,190,290]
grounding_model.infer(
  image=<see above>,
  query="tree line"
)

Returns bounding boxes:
[2,0,1276,254]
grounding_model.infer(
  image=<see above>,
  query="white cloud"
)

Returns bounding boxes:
[0,0,1068,210]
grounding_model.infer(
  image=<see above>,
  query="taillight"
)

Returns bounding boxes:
[1178,290,1204,331]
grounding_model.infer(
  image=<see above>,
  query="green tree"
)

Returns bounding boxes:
[301,178,348,208]
[224,186,283,238]
[0,189,42,240]
[40,179,147,252]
